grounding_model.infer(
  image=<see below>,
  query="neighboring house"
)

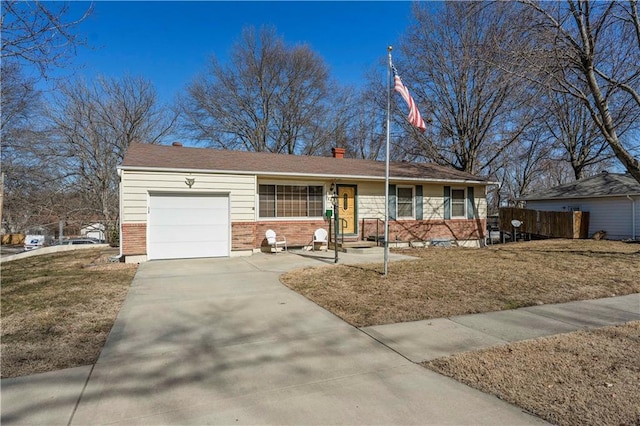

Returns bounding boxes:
[80,223,105,241]
[520,172,640,240]
[118,143,492,262]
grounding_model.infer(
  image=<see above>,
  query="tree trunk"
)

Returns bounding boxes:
[583,51,640,182]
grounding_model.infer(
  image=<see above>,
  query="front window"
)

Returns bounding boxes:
[397,186,414,218]
[451,188,466,218]
[259,184,324,218]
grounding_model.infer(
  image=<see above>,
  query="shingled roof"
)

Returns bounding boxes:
[520,172,640,201]
[120,143,490,183]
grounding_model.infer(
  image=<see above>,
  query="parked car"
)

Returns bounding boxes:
[60,238,99,245]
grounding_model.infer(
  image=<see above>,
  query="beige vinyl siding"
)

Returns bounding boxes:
[357,181,386,219]
[471,185,488,219]
[122,171,489,224]
[122,170,255,223]
[423,184,445,219]
[358,182,487,220]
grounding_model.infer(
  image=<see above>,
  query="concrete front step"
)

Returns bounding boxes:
[330,241,378,249]
[328,240,382,253]
[341,241,378,248]
[342,246,385,254]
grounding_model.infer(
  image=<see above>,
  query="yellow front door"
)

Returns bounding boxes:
[337,186,356,234]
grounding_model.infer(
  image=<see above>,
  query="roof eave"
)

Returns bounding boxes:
[118,165,491,185]
[519,192,640,201]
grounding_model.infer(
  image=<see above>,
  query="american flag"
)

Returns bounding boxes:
[393,67,426,132]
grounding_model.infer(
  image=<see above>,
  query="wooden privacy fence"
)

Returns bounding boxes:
[499,208,589,239]
[1,234,25,245]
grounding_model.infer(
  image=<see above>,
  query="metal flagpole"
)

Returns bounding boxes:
[384,46,392,276]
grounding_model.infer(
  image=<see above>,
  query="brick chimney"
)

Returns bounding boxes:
[331,147,345,159]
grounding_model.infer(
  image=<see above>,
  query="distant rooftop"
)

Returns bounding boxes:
[520,172,640,201]
[120,143,491,184]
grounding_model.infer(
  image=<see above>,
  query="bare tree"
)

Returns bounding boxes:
[0,63,39,138]
[346,91,387,160]
[396,2,538,175]
[544,90,615,179]
[46,75,177,230]
[512,0,640,182]
[0,62,59,233]
[1,0,91,78]
[321,77,387,161]
[1,1,91,233]
[180,26,339,155]
[1,134,64,233]
[493,124,555,206]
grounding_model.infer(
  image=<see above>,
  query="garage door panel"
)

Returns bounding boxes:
[150,241,228,259]
[151,209,228,226]
[148,194,230,260]
[150,225,229,243]
[152,196,226,209]
[153,203,228,213]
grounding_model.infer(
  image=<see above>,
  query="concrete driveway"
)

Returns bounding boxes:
[3,253,545,425]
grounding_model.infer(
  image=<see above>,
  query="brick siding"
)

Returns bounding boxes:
[253,220,330,248]
[362,219,486,242]
[122,223,146,255]
[231,222,257,250]
[124,218,485,257]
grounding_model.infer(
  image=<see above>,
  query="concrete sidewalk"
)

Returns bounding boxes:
[2,251,636,425]
[362,293,640,363]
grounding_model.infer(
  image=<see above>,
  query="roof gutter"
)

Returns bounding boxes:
[519,193,640,202]
[117,165,494,185]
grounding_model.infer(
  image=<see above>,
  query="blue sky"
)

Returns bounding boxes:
[49,1,420,105]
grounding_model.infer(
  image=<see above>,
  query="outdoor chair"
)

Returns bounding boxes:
[265,229,287,253]
[312,228,328,251]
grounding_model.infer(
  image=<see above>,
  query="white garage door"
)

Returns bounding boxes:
[148,193,230,260]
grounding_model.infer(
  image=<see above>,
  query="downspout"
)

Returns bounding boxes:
[117,168,124,260]
[627,195,636,240]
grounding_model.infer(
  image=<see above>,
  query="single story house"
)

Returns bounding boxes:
[520,172,640,240]
[118,143,492,262]
[80,223,105,241]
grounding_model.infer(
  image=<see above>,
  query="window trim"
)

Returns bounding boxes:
[450,187,467,219]
[258,183,325,219]
[396,185,415,219]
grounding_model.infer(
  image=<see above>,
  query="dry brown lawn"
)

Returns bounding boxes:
[1,248,137,378]
[282,239,640,425]
[2,240,638,424]
[426,321,640,426]
[280,239,640,327]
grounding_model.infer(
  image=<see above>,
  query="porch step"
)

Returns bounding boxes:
[329,240,379,252]
[340,241,377,249]
[342,246,384,254]
[338,236,361,243]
